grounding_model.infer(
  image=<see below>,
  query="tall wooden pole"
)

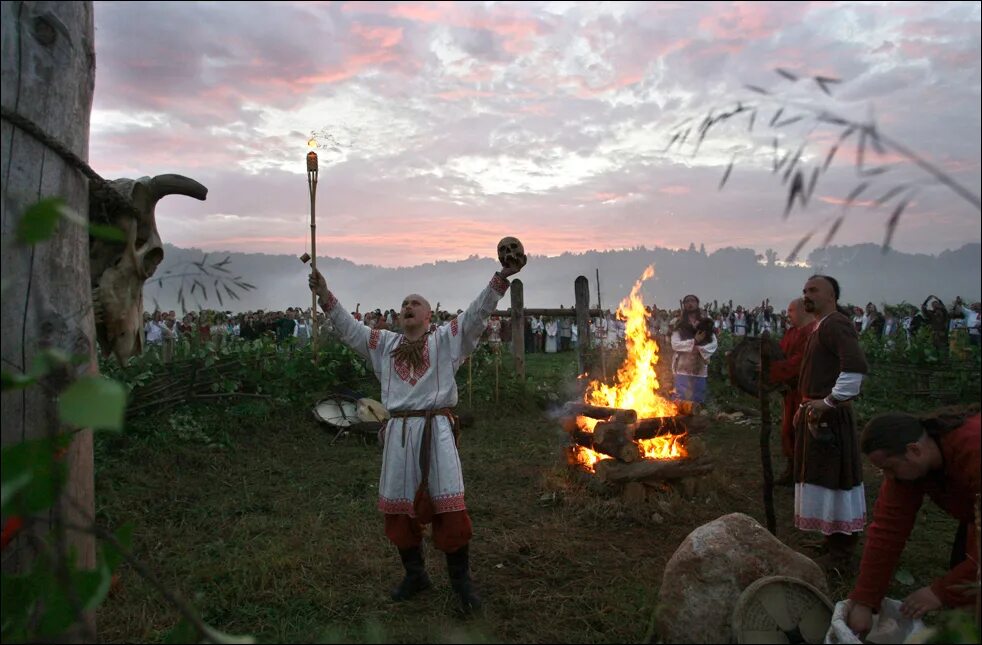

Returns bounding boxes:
[307,147,318,363]
[574,276,592,376]
[759,331,777,535]
[596,268,607,381]
[510,279,525,381]
[2,2,97,636]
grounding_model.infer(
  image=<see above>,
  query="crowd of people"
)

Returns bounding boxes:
[142,293,980,368]
[140,307,325,360]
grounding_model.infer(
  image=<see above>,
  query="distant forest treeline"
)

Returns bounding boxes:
[144,243,981,313]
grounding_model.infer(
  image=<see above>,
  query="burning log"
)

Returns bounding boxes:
[592,421,641,463]
[561,403,638,424]
[568,422,640,462]
[579,415,707,442]
[594,456,714,484]
[568,417,709,462]
[562,415,705,440]
[564,404,637,424]
[569,428,597,447]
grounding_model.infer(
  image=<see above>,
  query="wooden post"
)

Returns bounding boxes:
[1,0,97,632]
[596,268,607,381]
[467,355,473,408]
[510,279,525,381]
[759,330,777,535]
[574,276,591,375]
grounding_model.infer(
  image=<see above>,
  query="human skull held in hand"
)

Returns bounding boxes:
[497,236,527,270]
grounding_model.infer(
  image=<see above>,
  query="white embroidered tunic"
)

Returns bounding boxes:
[322,273,510,516]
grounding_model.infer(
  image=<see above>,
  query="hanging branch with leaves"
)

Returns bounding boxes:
[665,68,981,262]
[150,253,256,314]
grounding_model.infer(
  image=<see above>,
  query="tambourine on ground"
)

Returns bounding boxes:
[727,336,787,397]
[312,393,389,445]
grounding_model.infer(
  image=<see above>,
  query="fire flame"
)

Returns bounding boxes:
[575,265,684,468]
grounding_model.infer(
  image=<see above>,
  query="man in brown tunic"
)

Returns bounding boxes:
[795,275,870,572]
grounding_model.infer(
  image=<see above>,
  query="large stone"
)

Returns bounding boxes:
[656,513,827,644]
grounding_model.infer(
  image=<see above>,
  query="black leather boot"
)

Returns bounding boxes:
[815,533,858,576]
[390,547,432,601]
[446,544,482,612]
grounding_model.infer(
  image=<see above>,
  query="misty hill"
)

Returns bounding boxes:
[144,243,982,314]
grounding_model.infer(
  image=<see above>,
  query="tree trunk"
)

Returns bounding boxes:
[1,0,97,608]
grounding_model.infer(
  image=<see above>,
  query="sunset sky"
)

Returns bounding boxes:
[90,1,981,267]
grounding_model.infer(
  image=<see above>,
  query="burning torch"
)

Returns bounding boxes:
[301,137,319,362]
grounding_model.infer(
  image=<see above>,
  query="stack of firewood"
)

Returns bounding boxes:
[560,402,715,501]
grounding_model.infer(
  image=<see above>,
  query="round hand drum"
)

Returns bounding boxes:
[312,395,360,428]
[727,336,785,396]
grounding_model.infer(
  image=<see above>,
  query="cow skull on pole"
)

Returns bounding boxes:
[89,174,207,361]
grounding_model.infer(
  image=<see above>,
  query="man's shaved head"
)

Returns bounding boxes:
[400,293,432,337]
[403,294,431,311]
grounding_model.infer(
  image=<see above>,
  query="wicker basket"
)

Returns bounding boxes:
[732,575,834,644]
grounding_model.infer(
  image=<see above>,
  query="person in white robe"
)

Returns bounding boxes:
[544,318,558,353]
[309,258,522,612]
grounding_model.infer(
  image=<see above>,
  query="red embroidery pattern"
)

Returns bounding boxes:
[321,291,338,313]
[377,493,467,516]
[794,515,866,534]
[490,273,509,296]
[392,336,430,386]
[450,318,459,336]
[369,328,381,350]
[432,492,467,514]
[378,497,414,515]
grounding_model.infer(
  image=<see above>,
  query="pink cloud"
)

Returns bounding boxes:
[897,39,979,69]
[697,2,791,41]
[459,67,496,83]
[828,140,909,169]
[200,219,671,264]
[518,103,553,116]
[351,23,404,48]
[818,196,877,208]
[433,89,496,101]
[570,71,646,98]
[659,185,691,196]
[341,1,547,54]
[942,159,981,174]
[296,49,404,85]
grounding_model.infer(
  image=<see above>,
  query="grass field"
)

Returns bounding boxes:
[94,351,963,643]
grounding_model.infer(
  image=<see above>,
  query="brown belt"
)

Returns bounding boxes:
[388,408,459,524]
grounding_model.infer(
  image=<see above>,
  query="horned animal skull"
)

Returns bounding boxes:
[497,236,527,270]
[90,174,207,362]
